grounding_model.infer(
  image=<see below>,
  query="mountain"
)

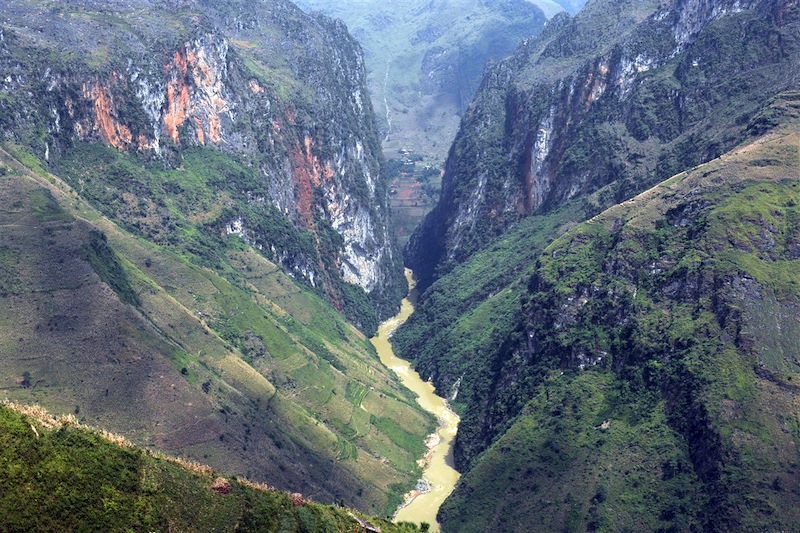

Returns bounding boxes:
[0,0,434,517]
[0,401,423,532]
[0,0,404,329]
[294,0,557,160]
[393,0,800,529]
[294,0,570,243]
[407,0,800,289]
[440,93,800,532]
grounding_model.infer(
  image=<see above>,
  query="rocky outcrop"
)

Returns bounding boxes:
[407,0,800,289]
[439,94,800,532]
[392,1,799,527]
[0,0,403,323]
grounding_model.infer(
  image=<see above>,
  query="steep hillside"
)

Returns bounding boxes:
[0,401,423,532]
[0,0,436,516]
[0,145,434,516]
[407,0,800,289]
[440,93,800,532]
[0,0,404,328]
[397,0,799,463]
[392,0,800,528]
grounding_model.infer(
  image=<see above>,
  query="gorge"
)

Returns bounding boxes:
[0,0,798,532]
[371,270,460,531]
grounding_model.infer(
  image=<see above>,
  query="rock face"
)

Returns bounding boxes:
[439,95,800,532]
[407,0,800,290]
[392,0,799,529]
[0,0,403,325]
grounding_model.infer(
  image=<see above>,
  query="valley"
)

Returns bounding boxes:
[0,0,798,531]
[371,270,460,531]
[294,0,588,243]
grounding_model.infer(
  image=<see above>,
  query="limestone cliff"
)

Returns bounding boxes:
[0,0,403,326]
[407,0,799,290]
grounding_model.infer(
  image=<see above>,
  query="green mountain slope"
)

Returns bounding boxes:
[390,0,800,529]
[0,401,423,532]
[0,0,439,518]
[397,0,800,474]
[439,93,800,532]
[0,144,433,516]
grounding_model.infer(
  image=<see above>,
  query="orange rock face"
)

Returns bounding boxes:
[164,51,192,144]
[193,116,206,145]
[288,134,346,307]
[289,135,339,227]
[165,81,191,144]
[248,79,265,94]
[291,136,322,228]
[208,113,222,145]
[78,42,231,152]
[84,83,134,151]
[163,45,229,146]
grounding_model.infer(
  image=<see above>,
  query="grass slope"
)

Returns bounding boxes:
[0,401,424,533]
[0,145,434,517]
[439,93,800,532]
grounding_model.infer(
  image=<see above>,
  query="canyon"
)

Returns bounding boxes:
[0,0,799,531]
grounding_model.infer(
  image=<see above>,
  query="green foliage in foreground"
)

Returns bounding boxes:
[0,404,421,533]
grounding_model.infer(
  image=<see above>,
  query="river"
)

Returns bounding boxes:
[370,269,460,531]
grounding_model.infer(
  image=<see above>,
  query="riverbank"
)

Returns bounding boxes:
[370,269,461,531]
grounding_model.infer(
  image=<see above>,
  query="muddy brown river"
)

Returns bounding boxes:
[370,269,460,532]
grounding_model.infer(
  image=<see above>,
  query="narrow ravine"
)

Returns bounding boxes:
[370,269,460,532]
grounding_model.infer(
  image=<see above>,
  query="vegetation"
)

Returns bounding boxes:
[0,0,405,332]
[407,0,800,287]
[0,144,433,517]
[394,200,587,416]
[0,402,423,533]
[51,141,389,334]
[396,2,800,528]
[83,230,140,307]
[438,98,800,531]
